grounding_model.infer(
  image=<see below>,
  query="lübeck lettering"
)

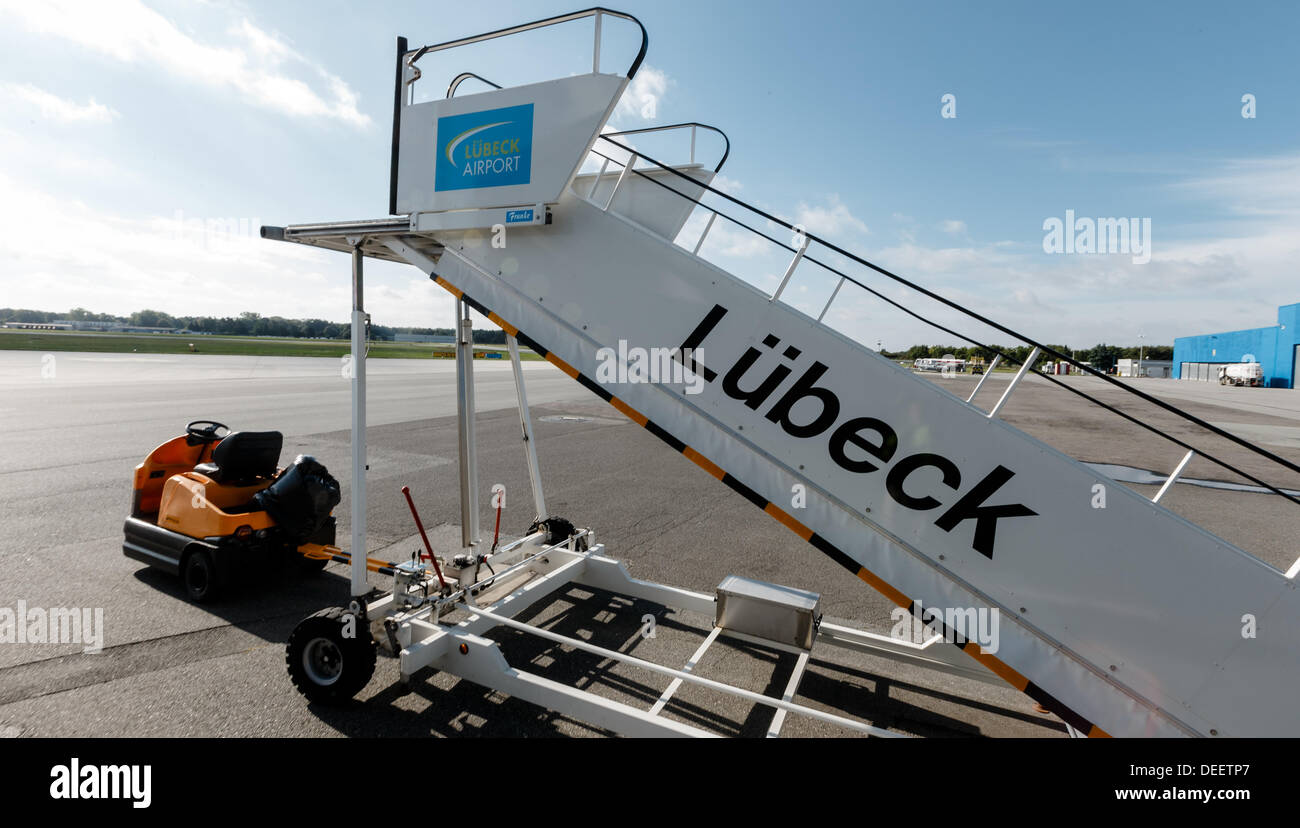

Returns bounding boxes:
[677,304,1036,558]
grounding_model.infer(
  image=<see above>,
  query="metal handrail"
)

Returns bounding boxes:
[579,129,725,214]
[446,71,502,98]
[405,7,648,89]
[599,123,731,172]
[579,138,1300,511]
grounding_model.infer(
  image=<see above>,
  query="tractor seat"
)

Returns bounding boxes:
[193,431,283,486]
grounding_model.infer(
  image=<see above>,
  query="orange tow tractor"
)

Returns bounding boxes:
[122,420,342,602]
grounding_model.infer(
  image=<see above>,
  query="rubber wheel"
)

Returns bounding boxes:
[286,607,376,704]
[183,548,219,604]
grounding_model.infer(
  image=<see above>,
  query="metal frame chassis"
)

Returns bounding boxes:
[389,538,913,737]
[317,228,1017,738]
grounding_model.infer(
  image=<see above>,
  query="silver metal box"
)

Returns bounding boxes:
[715,575,822,650]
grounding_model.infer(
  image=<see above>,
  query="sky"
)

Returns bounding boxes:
[1,0,1298,351]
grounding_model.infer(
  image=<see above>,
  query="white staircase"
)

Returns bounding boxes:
[267,7,1300,737]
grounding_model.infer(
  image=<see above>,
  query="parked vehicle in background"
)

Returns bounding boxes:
[1219,362,1264,387]
[914,356,965,373]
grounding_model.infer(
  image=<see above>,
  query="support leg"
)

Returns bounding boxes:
[456,299,480,552]
[508,334,547,521]
[349,242,368,599]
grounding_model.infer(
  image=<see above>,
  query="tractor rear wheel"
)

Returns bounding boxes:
[286,607,376,704]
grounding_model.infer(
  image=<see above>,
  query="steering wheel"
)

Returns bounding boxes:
[186,420,230,445]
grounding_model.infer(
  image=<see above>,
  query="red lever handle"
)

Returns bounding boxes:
[401,485,447,590]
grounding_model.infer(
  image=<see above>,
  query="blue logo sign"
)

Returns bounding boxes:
[435,103,533,192]
[505,209,534,224]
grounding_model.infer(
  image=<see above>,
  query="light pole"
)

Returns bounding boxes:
[1138,333,1145,379]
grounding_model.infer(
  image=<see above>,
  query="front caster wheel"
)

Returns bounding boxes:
[286,607,376,704]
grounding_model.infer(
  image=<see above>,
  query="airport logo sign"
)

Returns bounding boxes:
[505,208,534,224]
[435,103,534,192]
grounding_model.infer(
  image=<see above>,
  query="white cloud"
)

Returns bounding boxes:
[809,154,1300,349]
[1,83,118,123]
[793,195,868,240]
[236,17,294,62]
[676,208,777,259]
[615,65,669,121]
[669,153,1300,350]
[705,216,773,258]
[713,174,743,193]
[872,241,1000,274]
[0,170,447,327]
[1173,153,1300,222]
[0,0,369,127]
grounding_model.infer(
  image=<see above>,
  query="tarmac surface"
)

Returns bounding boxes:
[1,352,1297,738]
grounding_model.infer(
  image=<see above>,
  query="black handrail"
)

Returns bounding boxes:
[601,123,731,172]
[446,72,503,98]
[584,140,1300,507]
[406,7,648,81]
[389,36,407,216]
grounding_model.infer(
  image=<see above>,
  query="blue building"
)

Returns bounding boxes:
[1172,302,1300,388]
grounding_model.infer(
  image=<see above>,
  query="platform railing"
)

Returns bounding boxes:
[599,122,731,172]
[571,126,729,214]
[403,6,647,102]
[445,71,502,98]
[388,8,648,216]
[571,136,1300,557]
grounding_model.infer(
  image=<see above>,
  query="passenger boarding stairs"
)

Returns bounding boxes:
[266,8,1300,737]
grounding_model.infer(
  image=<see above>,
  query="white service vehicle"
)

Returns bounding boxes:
[1219,362,1264,387]
[913,357,965,373]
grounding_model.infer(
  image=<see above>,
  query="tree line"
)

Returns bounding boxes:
[2,308,1172,360]
[0,307,510,344]
[881,342,1173,368]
